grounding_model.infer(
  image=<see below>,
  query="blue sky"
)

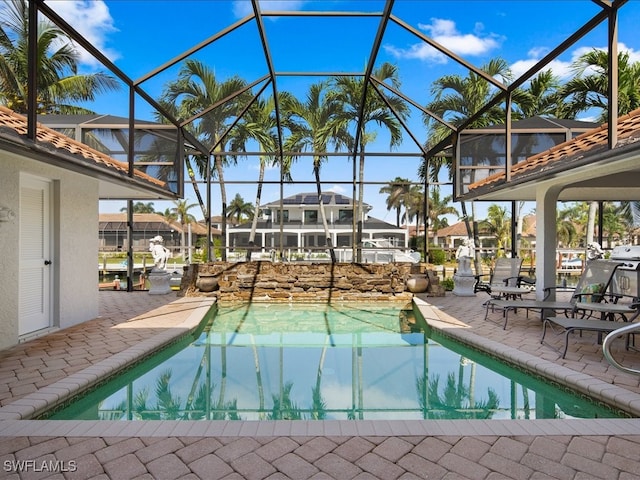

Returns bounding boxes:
[37,0,640,223]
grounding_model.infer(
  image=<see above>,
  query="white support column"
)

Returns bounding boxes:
[535,185,563,300]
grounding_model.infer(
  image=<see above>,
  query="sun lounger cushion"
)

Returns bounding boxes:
[579,283,605,302]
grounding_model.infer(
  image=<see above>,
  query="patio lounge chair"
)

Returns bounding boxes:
[474,257,534,300]
[484,259,623,329]
[541,301,640,358]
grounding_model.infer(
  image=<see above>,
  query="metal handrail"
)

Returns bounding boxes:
[602,321,640,375]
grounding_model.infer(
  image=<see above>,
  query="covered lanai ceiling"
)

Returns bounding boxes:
[22,0,638,211]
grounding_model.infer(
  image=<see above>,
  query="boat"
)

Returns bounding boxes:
[361,239,421,264]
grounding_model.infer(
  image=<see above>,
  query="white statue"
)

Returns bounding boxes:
[586,242,604,261]
[149,235,172,270]
[455,238,475,275]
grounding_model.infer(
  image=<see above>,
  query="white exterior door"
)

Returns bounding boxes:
[19,175,52,336]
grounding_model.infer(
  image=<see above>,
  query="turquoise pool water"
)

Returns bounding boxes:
[47,302,623,421]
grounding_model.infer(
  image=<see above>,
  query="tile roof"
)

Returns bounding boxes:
[468,108,640,192]
[98,213,218,235]
[435,221,469,237]
[264,191,370,209]
[0,106,166,188]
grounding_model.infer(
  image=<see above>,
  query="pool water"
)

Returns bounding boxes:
[47,302,623,421]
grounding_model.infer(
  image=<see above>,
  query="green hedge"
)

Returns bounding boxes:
[428,248,446,265]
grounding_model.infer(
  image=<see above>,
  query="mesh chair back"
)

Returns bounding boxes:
[489,258,524,287]
[571,259,622,305]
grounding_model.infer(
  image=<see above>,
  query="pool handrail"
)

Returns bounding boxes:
[602,303,640,375]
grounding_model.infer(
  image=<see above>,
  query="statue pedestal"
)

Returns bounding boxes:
[148,268,172,295]
[452,273,476,296]
[452,256,476,296]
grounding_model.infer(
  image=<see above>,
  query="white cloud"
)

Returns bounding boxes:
[510,57,573,82]
[249,160,278,172]
[510,42,640,82]
[233,0,306,18]
[384,18,502,63]
[47,0,119,66]
[326,185,346,194]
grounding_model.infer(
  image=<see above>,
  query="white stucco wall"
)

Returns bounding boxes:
[0,149,99,351]
[0,153,20,350]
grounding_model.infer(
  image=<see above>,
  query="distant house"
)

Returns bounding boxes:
[98,213,217,253]
[434,222,471,250]
[434,215,538,258]
[228,192,409,259]
[0,106,179,350]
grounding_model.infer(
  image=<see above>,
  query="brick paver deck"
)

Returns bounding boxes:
[0,289,639,479]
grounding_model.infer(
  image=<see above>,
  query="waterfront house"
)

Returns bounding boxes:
[227,192,411,261]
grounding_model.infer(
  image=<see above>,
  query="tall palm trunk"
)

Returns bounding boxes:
[215,154,228,261]
[587,201,597,247]
[314,162,336,262]
[356,148,366,262]
[180,223,186,259]
[186,156,208,219]
[248,159,265,258]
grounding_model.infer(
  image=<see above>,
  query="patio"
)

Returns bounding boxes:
[0,290,638,478]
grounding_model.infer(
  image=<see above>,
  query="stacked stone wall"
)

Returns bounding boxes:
[181,262,432,302]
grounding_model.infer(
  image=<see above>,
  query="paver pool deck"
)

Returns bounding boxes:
[0,289,639,479]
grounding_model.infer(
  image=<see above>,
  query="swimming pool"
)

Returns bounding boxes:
[47,302,623,421]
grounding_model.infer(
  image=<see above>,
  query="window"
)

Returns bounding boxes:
[338,210,352,223]
[276,210,289,222]
[304,210,318,224]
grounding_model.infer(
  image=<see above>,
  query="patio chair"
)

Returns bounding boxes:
[474,257,534,300]
[484,259,624,329]
[541,300,640,358]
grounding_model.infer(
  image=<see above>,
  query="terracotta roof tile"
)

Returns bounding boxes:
[0,106,166,188]
[435,221,468,237]
[468,108,640,191]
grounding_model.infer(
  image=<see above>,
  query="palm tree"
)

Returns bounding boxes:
[154,369,183,420]
[401,186,424,223]
[329,63,409,258]
[556,203,585,248]
[226,193,254,225]
[120,202,155,213]
[282,81,351,262]
[171,199,197,259]
[422,58,512,183]
[0,0,119,114]
[558,50,640,122]
[379,177,412,227]
[600,202,627,246]
[160,59,250,261]
[427,188,459,231]
[480,204,511,257]
[512,69,564,119]
[416,371,499,420]
[228,95,279,252]
[267,382,302,420]
[422,58,513,267]
[158,207,178,223]
[618,201,640,242]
